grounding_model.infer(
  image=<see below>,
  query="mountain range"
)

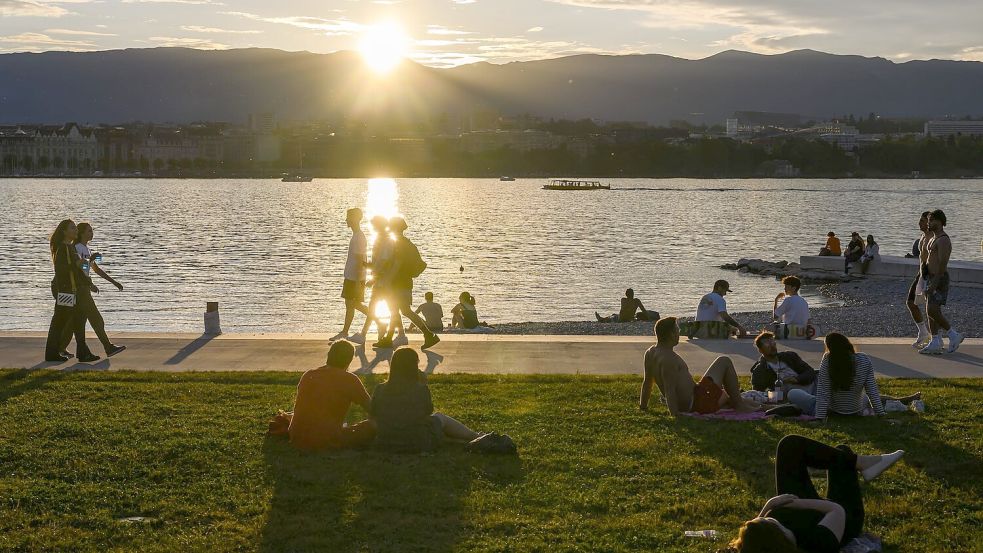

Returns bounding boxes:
[2,47,983,125]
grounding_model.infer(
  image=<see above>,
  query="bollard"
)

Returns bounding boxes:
[204,301,222,335]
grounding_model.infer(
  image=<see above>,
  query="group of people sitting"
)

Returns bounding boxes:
[412,291,491,331]
[817,231,881,274]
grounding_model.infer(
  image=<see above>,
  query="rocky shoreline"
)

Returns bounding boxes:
[483,277,982,338]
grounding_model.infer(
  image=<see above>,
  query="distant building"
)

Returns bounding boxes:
[924,120,983,138]
[459,129,558,152]
[756,159,800,178]
[0,123,98,175]
[726,118,739,138]
[248,112,276,135]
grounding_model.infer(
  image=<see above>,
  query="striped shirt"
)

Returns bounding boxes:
[815,352,885,419]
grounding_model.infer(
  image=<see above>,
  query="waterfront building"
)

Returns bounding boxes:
[0,123,98,175]
[924,120,983,138]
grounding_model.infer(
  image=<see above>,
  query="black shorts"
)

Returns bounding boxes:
[926,272,950,306]
[906,273,920,303]
[341,279,365,302]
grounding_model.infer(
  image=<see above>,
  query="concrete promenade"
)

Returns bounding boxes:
[2,332,981,378]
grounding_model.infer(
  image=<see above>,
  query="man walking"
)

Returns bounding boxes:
[907,211,933,348]
[375,216,440,350]
[919,209,963,354]
[334,208,377,342]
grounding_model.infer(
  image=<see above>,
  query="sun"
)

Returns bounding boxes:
[359,22,410,74]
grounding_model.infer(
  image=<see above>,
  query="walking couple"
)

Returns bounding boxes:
[44,219,125,363]
[334,208,440,350]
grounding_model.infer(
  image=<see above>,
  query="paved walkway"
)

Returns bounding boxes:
[2,332,981,378]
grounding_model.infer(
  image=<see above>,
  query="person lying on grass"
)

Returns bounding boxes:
[370,347,483,453]
[640,316,762,415]
[286,340,376,451]
[725,434,904,553]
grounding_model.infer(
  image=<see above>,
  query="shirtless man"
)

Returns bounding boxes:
[907,211,932,348]
[640,316,762,415]
[919,209,964,354]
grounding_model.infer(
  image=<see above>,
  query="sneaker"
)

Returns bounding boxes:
[59,350,75,359]
[77,353,101,363]
[421,334,441,350]
[947,331,964,354]
[106,344,126,357]
[862,450,904,482]
[346,332,366,345]
[328,331,347,342]
[918,339,943,355]
[45,355,70,363]
[911,333,931,349]
[372,338,394,349]
[910,400,926,413]
[392,333,409,348]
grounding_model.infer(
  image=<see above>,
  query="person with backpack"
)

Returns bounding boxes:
[374,216,440,350]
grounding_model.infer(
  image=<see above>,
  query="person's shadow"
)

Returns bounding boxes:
[259,434,523,552]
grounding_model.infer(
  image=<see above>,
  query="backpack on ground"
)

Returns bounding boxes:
[465,432,518,455]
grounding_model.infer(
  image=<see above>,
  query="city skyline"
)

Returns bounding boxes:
[2,0,983,68]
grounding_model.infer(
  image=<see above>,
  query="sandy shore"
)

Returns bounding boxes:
[482,278,982,338]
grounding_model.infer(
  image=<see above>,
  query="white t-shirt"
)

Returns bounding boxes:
[343,228,367,281]
[75,243,91,276]
[695,292,727,321]
[767,360,799,382]
[775,294,810,327]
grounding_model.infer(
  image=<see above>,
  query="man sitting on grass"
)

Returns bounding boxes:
[287,340,375,451]
[750,331,816,393]
[640,316,762,416]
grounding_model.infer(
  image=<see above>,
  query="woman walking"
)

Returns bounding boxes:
[727,434,904,552]
[58,223,125,357]
[44,219,98,363]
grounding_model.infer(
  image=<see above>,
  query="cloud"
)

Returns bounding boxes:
[122,0,222,4]
[527,26,544,32]
[222,11,363,35]
[426,24,472,36]
[0,31,98,52]
[957,46,983,62]
[180,25,262,34]
[147,36,230,49]
[0,0,71,17]
[44,28,117,36]
[451,0,476,3]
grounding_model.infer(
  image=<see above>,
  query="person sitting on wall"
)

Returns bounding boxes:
[818,232,841,256]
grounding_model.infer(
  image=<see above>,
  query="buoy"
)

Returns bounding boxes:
[460,265,464,272]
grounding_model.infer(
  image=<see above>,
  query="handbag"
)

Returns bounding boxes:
[55,246,78,307]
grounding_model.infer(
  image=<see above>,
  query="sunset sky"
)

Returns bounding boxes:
[3,0,983,67]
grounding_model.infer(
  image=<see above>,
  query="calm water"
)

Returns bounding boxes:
[1,178,981,333]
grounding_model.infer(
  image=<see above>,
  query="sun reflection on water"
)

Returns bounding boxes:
[365,177,400,321]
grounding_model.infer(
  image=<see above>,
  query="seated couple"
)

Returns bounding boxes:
[640,317,762,415]
[451,292,491,330]
[285,340,483,452]
[729,434,904,553]
[779,333,920,419]
[595,288,659,323]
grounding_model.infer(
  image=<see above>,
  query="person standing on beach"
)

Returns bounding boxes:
[334,208,379,342]
[44,219,98,363]
[919,209,964,354]
[375,217,440,350]
[907,212,933,348]
[59,222,126,357]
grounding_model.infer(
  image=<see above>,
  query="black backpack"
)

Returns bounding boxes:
[398,238,427,279]
[465,432,517,455]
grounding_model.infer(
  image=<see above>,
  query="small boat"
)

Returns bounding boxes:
[282,175,314,182]
[499,176,516,181]
[542,179,610,191]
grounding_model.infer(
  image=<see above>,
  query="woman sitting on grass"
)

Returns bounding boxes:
[727,434,904,553]
[786,333,920,418]
[370,347,482,452]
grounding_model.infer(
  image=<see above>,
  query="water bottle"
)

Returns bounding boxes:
[684,530,718,539]
[774,378,784,402]
[94,253,102,264]
[81,260,90,273]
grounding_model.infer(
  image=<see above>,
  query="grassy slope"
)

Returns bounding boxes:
[0,370,980,552]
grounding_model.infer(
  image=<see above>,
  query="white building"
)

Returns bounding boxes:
[924,120,983,138]
[0,123,98,175]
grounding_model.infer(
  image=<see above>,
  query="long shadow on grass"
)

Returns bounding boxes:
[0,369,65,406]
[260,437,523,552]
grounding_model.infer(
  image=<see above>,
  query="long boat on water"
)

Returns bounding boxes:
[542,179,610,190]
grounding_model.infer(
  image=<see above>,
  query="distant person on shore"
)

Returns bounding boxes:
[818,232,841,256]
[688,279,747,338]
[375,217,440,350]
[44,219,98,363]
[858,234,880,274]
[413,292,444,332]
[286,340,376,451]
[595,288,658,323]
[727,434,904,553]
[786,333,920,418]
[772,275,811,330]
[907,211,933,347]
[370,347,481,452]
[451,292,480,329]
[640,317,762,415]
[843,232,865,273]
[750,331,816,393]
[335,208,379,342]
[58,223,125,358]
[919,209,964,354]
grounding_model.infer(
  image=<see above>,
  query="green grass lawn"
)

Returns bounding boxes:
[1,370,980,552]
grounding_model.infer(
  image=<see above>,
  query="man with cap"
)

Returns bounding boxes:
[843,232,865,274]
[693,279,747,338]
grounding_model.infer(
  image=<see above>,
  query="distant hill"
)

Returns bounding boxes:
[2,47,983,125]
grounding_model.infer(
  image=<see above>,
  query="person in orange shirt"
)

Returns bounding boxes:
[287,340,376,451]
[818,232,841,256]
